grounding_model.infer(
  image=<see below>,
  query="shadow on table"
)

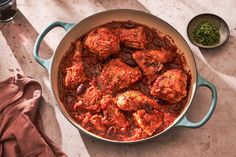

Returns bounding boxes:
[81,127,185,157]
[1,4,234,156]
[40,98,63,147]
[0,11,52,66]
[0,10,63,147]
[199,35,236,77]
[52,0,81,18]
[97,0,149,12]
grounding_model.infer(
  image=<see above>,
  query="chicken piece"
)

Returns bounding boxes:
[114,26,147,49]
[84,27,120,59]
[64,41,87,88]
[72,41,83,63]
[101,95,130,132]
[133,109,163,136]
[77,113,107,133]
[150,69,187,103]
[133,49,173,66]
[90,115,107,132]
[64,63,87,88]
[116,90,160,112]
[74,85,102,112]
[133,49,174,82]
[99,59,142,93]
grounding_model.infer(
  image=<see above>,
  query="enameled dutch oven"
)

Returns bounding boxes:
[33,9,217,143]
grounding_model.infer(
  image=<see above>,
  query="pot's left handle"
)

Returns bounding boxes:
[33,21,75,70]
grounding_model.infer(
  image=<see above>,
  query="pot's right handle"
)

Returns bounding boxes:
[33,21,75,71]
[175,74,217,128]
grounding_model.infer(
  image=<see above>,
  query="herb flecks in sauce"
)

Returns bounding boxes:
[193,21,220,46]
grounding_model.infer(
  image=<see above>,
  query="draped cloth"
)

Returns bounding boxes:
[0,74,67,157]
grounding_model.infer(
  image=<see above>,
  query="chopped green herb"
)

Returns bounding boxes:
[193,21,220,46]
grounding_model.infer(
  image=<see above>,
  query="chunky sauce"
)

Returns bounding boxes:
[58,21,191,141]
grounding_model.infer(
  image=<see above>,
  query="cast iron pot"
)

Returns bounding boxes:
[33,9,217,143]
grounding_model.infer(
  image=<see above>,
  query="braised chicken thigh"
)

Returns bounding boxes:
[84,27,120,59]
[116,90,160,111]
[64,42,87,88]
[114,26,147,49]
[74,85,102,113]
[101,95,130,133]
[133,49,174,82]
[151,69,188,103]
[99,59,142,93]
[133,109,163,136]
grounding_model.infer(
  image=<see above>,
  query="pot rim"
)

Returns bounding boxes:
[49,9,198,143]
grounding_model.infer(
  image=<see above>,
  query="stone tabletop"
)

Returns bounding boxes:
[0,0,236,157]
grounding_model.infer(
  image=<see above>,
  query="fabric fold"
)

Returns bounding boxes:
[0,74,67,157]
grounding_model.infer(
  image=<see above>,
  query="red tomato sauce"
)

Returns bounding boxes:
[58,21,191,141]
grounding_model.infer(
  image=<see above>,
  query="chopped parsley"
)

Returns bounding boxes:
[193,21,220,46]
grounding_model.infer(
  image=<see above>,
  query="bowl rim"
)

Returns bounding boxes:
[187,13,230,49]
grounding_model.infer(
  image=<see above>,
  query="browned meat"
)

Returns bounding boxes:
[74,85,102,112]
[101,95,130,132]
[90,115,107,132]
[64,64,87,89]
[150,69,187,103]
[116,90,160,112]
[99,59,142,93]
[72,41,83,63]
[133,49,173,65]
[76,113,107,133]
[84,27,120,59]
[133,49,174,82]
[114,26,147,49]
[64,41,87,88]
[133,109,163,136]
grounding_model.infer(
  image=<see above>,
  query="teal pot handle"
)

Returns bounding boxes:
[33,21,75,70]
[175,74,217,128]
